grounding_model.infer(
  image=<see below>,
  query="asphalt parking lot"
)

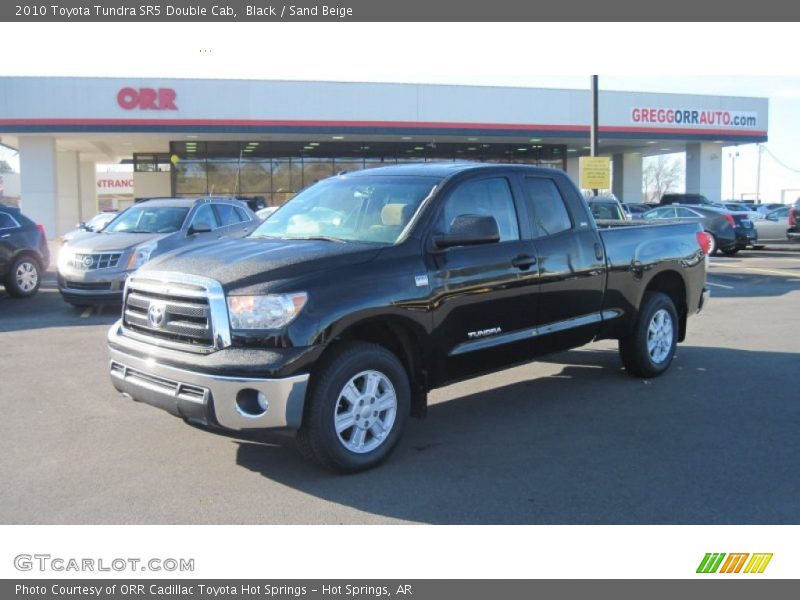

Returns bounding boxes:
[1,248,798,524]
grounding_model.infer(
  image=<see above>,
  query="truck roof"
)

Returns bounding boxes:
[341,162,566,178]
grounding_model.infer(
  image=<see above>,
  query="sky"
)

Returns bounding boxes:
[1,22,799,203]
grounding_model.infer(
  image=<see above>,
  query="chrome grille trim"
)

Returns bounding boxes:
[69,252,123,271]
[121,271,231,354]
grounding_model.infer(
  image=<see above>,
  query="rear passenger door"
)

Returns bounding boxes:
[519,175,606,355]
[426,175,541,383]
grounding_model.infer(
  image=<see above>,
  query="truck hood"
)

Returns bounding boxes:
[66,231,166,253]
[140,237,383,290]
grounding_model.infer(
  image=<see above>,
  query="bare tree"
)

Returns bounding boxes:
[643,156,682,203]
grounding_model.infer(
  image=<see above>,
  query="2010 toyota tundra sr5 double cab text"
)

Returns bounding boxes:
[107,164,710,472]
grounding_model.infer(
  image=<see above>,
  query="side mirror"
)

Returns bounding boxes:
[432,214,500,249]
[767,213,778,222]
[188,222,212,235]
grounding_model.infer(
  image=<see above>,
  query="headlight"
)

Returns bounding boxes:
[126,241,157,271]
[57,247,74,271]
[227,293,308,329]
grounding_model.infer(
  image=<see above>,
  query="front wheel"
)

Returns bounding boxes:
[5,255,41,297]
[619,291,679,378]
[297,342,410,473]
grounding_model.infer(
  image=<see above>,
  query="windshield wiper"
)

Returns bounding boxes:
[286,235,347,243]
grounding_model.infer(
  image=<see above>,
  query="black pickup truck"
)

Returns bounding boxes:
[107,164,709,472]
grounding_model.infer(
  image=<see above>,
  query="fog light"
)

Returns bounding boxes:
[235,388,268,417]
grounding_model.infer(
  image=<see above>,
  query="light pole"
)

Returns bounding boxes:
[756,144,763,204]
[729,150,740,200]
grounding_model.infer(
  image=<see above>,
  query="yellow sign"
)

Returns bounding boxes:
[579,156,611,190]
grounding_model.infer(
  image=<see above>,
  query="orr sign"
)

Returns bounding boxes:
[117,87,177,111]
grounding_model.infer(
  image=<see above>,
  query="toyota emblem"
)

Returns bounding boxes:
[147,301,167,328]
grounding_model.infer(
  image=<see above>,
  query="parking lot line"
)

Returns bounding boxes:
[80,307,94,318]
[706,281,733,290]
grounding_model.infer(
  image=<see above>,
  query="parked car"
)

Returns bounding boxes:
[622,203,652,220]
[62,211,118,245]
[0,203,50,297]
[788,199,800,241]
[659,193,715,206]
[721,202,760,221]
[752,203,785,218]
[754,206,790,240]
[107,163,709,472]
[57,197,259,306]
[642,204,756,254]
[586,196,628,221]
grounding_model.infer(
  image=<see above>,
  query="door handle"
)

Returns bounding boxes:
[511,254,537,270]
[594,243,604,261]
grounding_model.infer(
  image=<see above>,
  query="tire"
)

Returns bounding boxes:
[297,342,410,473]
[721,247,739,255]
[706,232,718,255]
[619,291,679,378]
[5,255,41,298]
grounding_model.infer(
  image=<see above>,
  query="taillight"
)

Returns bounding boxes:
[790,210,796,227]
[37,224,47,238]
[696,231,712,255]
[724,213,736,228]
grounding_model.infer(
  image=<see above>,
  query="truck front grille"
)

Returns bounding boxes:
[121,272,231,353]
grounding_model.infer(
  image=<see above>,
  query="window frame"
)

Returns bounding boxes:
[212,202,245,227]
[189,203,221,231]
[0,212,21,231]
[428,174,526,245]
[519,175,575,239]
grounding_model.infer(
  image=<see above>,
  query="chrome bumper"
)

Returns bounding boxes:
[108,346,309,431]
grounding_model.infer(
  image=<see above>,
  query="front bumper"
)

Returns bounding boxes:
[109,346,309,431]
[107,321,311,431]
[57,267,128,304]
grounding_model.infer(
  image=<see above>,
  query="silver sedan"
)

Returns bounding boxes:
[754,206,790,240]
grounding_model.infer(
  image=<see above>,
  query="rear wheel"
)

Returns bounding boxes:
[5,255,41,297]
[297,342,410,473]
[619,291,678,378]
[706,232,718,255]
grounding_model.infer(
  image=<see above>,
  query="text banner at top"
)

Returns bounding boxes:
[3,0,800,21]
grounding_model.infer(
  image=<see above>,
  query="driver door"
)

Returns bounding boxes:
[186,204,221,243]
[425,175,540,384]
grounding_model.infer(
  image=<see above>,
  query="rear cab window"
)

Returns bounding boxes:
[521,177,573,238]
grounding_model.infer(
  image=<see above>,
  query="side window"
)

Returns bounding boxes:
[677,207,697,218]
[440,177,520,242]
[234,206,250,222]
[191,204,220,230]
[0,213,19,230]
[214,203,243,226]
[523,177,572,237]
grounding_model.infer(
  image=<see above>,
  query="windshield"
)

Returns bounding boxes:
[251,175,439,244]
[104,205,190,234]
[86,212,117,231]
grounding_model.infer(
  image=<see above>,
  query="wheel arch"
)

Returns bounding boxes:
[643,270,688,342]
[318,316,430,418]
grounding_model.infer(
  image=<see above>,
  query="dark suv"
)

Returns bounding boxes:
[0,204,50,297]
[659,193,714,206]
[788,199,800,241]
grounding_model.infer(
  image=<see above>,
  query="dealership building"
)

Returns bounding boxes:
[0,77,768,237]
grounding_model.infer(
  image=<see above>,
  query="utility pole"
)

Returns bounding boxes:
[590,75,599,196]
[756,144,763,204]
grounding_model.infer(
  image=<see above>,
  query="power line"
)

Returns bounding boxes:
[762,145,800,174]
